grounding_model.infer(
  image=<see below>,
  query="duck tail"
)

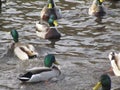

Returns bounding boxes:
[18,76,30,82]
[18,72,33,82]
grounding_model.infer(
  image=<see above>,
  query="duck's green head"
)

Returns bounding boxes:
[48,0,55,8]
[93,74,111,90]
[10,29,19,42]
[44,54,59,67]
[48,15,58,26]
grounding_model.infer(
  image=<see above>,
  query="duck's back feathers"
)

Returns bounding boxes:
[36,22,49,39]
[111,60,120,76]
[14,44,38,60]
[26,67,51,74]
[14,46,29,60]
[109,52,120,70]
[40,5,49,21]
[108,52,120,76]
[36,21,49,32]
[115,53,120,70]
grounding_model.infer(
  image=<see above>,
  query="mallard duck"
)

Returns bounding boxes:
[88,0,106,17]
[18,54,61,83]
[93,74,111,90]
[10,29,38,60]
[108,52,120,76]
[40,0,62,21]
[36,15,61,39]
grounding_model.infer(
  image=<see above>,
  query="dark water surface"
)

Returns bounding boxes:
[0,0,120,90]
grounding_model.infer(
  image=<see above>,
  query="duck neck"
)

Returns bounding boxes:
[49,23,55,27]
[13,38,19,43]
[48,19,55,27]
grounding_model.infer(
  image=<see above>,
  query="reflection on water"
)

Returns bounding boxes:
[0,0,120,90]
[45,39,61,48]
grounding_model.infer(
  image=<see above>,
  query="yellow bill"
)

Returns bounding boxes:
[48,3,52,8]
[100,0,104,3]
[93,81,102,90]
[53,20,58,26]
[54,61,60,65]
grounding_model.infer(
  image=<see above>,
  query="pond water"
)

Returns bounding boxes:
[0,0,120,90]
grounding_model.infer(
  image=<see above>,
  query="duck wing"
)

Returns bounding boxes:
[36,21,49,32]
[115,53,120,70]
[40,5,49,20]
[18,68,52,82]
[26,67,52,74]
[54,8,62,19]
[111,60,120,76]
[19,45,38,58]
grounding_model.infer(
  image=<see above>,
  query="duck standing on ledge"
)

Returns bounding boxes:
[36,15,61,39]
[18,54,61,83]
[93,74,111,90]
[10,29,38,60]
[88,0,106,17]
[40,0,62,21]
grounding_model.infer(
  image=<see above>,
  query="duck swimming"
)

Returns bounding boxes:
[18,54,61,83]
[88,0,106,17]
[108,52,120,76]
[36,15,61,39]
[40,0,62,21]
[10,29,38,60]
[93,74,111,90]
